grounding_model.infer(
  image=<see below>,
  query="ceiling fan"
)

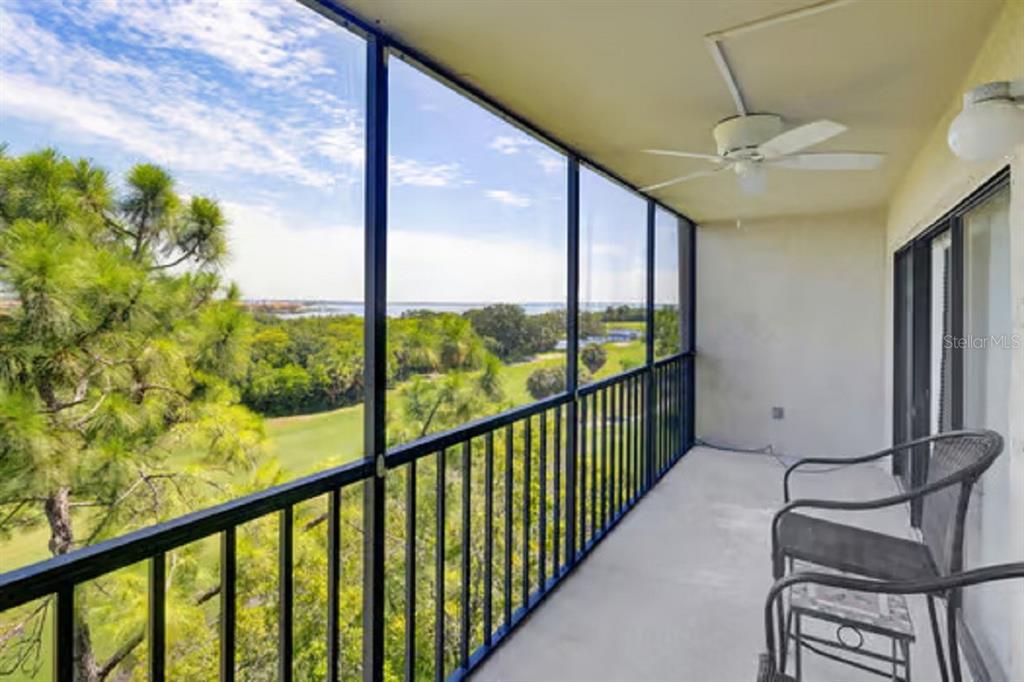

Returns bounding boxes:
[640,113,886,195]
[641,0,885,196]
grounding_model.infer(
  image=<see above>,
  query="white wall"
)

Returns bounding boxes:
[696,208,887,458]
[883,1,1023,679]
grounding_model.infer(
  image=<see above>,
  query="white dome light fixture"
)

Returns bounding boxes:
[948,80,1024,162]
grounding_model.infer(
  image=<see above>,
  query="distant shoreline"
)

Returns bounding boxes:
[243,299,656,319]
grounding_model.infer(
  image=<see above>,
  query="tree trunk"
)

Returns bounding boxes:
[45,487,101,682]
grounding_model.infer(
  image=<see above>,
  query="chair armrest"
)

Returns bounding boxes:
[784,450,900,502]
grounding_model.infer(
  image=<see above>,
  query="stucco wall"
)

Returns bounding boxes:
[883,1,1023,679]
[696,208,887,459]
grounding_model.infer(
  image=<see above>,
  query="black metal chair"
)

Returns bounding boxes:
[770,430,1003,681]
[757,562,1024,682]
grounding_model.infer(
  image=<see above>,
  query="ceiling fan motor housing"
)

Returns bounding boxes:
[713,114,783,158]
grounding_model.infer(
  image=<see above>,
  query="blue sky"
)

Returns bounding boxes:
[1,0,676,306]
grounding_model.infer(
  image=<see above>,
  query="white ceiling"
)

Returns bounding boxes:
[343,0,1003,222]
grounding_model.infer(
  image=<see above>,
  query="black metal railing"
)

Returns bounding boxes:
[0,354,692,681]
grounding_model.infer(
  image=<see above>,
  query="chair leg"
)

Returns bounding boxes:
[891,637,898,681]
[947,600,962,682]
[774,555,788,672]
[927,594,950,682]
[903,639,912,682]
[794,613,802,682]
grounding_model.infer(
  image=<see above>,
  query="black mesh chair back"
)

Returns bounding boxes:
[917,430,1002,576]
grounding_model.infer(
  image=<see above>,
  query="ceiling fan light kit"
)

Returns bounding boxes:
[947,80,1024,162]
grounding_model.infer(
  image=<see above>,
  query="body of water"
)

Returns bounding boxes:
[248,300,648,319]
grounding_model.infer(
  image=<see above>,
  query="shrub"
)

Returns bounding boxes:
[580,343,607,374]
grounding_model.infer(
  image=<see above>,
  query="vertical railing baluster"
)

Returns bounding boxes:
[624,377,631,503]
[54,585,73,682]
[435,449,446,682]
[150,552,166,682]
[673,360,679,460]
[220,526,236,682]
[405,460,417,681]
[666,366,672,465]
[503,426,513,628]
[664,367,669,469]
[484,432,494,646]
[539,411,548,589]
[622,372,630,499]
[660,367,666,474]
[620,380,627,507]
[578,395,587,551]
[278,508,293,682]
[663,360,671,462]
[668,363,674,462]
[655,367,661,474]
[327,490,340,682]
[522,417,531,609]
[553,405,562,575]
[678,360,683,457]
[613,381,620,515]
[654,367,660,475]
[630,376,638,493]
[590,392,597,541]
[460,441,471,672]
[600,387,608,529]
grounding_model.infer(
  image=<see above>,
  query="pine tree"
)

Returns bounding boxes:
[0,148,264,680]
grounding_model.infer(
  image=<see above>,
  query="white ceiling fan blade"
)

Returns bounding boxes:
[640,167,724,192]
[768,152,885,171]
[757,120,847,158]
[642,149,724,162]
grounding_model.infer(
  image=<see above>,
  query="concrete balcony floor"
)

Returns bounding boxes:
[473,446,945,682]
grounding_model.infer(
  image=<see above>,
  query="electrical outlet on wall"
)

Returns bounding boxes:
[772,407,784,420]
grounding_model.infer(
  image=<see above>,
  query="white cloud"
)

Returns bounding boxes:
[0,5,360,188]
[222,202,363,300]
[221,202,566,303]
[60,0,335,87]
[490,134,565,177]
[488,135,534,155]
[389,157,460,187]
[536,155,564,175]
[484,189,532,208]
[389,230,564,303]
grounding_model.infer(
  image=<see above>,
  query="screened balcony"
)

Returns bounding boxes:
[0,1,1021,681]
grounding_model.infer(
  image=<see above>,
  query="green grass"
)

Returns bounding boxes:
[605,320,645,332]
[264,401,366,477]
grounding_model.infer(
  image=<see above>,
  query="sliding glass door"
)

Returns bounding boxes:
[891,169,1009,517]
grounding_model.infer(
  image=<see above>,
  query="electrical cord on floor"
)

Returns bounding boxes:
[693,438,860,474]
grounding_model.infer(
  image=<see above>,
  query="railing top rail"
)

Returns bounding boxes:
[385,392,571,468]
[653,351,691,369]
[0,458,374,611]
[577,365,646,397]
